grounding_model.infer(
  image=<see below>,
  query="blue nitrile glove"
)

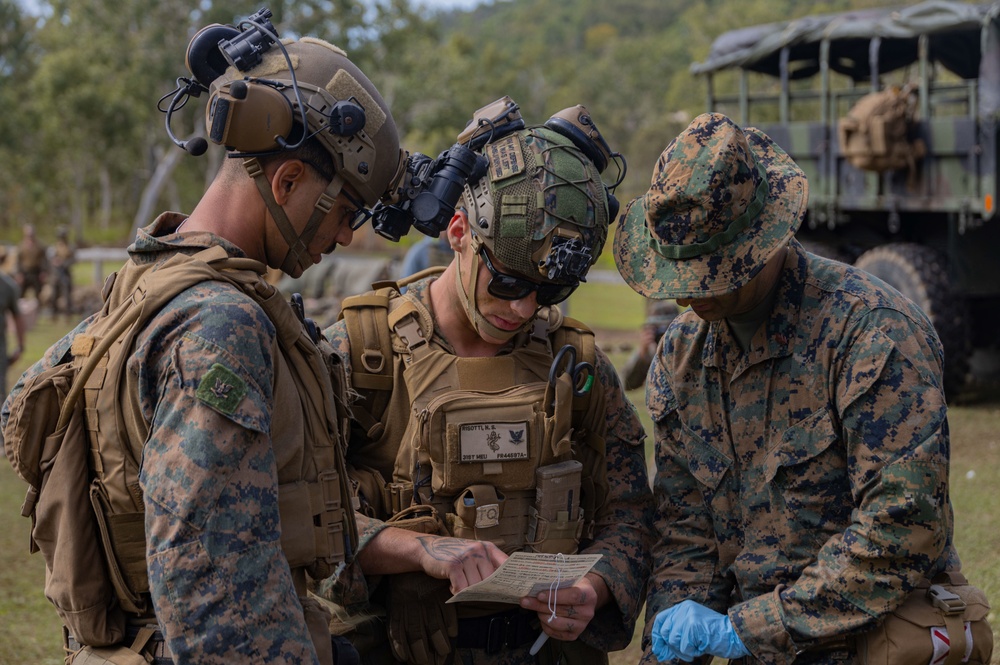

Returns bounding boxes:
[651,599,750,662]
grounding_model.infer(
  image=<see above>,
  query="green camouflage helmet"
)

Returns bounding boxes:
[462,125,611,285]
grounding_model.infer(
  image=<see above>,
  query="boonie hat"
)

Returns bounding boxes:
[614,113,808,299]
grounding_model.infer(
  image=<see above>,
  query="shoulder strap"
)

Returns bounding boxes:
[339,269,444,440]
[340,287,396,440]
[59,247,251,430]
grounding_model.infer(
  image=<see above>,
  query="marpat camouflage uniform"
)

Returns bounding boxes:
[4,213,322,663]
[321,275,653,664]
[642,240,959,665]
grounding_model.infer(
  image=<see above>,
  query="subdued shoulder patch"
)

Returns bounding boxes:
[196,363,247,415]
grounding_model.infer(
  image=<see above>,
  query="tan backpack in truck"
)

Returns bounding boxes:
[838,83,926,174]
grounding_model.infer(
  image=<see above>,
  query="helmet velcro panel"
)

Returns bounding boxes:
[474,127,608,281]
[327,69,386,136]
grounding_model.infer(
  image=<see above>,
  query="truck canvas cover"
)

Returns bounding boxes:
[692,1,1000,114]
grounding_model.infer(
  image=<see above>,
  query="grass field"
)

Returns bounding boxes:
[1,271,998,664]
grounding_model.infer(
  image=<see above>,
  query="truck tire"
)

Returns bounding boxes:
[854,243,970,399]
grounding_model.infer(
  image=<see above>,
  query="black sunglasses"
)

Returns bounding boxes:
[479,247,578,306]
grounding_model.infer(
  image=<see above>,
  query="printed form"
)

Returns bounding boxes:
[447,552,602,604]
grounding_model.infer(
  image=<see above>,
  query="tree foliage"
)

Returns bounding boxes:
[1,0,904,243]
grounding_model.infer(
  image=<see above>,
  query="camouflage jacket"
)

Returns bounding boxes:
[643,241,959,665]
[3,213,321,664]
[322,276,654,654]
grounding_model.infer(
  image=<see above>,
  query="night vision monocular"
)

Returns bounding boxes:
[369,96,626,243]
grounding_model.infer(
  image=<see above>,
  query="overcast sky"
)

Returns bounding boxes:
[15,0,492,15]
[413,0,488,11]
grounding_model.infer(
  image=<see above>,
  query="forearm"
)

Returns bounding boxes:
[578,360,653,649]
[355,525,441,575]
[147,508,319,663]
[360,526,507,591]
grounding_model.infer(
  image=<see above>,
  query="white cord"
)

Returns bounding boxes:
[532,553,567,656]
[546,553,565,624]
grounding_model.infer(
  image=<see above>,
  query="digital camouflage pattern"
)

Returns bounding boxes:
[320,275,653,662]
[642,240,960,665]
[614,113,808,299]
[2,213,322,664]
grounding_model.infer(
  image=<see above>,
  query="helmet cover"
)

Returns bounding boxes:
[462,126,610,286]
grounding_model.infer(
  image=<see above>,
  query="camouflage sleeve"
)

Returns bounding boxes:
[730,308,951,664]
[642,345,733,663]
[578,348,653,652]
[138,285,320,664]
[318,319,392,610]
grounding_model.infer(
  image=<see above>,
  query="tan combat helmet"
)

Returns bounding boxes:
[174,8,402,275]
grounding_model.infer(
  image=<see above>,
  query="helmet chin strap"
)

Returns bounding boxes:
[243,157,346,275]
[457,235,533,343]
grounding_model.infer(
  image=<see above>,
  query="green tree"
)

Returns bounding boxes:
[0,0,39,235]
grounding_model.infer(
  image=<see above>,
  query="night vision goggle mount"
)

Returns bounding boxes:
[369,96,626,245]
[161,7,367,158]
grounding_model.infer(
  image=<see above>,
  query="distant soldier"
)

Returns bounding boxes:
[15,223,48,301]
[50,225,76,315]
[0,268,26,397]
[620,299,679,391]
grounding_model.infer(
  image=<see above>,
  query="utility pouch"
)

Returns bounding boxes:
[452,484,506,542]
[855,572,993,665]
[385,504,449,536]
[4,362,126,647]
[526,461,584,554]
[90,483,148,614]
[417,384,548,495]
[447,485,533,552]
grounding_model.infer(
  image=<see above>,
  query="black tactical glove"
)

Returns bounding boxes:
[387,572,458,665]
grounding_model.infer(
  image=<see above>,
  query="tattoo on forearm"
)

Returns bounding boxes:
[416,536,481,562]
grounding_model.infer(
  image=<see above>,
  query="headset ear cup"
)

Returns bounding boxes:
[606,186,620,222]
[186,24,241,87]
[544,116,610,173]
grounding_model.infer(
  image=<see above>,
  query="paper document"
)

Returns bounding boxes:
[446,552,602,604]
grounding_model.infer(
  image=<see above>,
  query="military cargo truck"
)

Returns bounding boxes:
[692,1,1000,396]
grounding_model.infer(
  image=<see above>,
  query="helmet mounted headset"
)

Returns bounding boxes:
[160,7,401,276]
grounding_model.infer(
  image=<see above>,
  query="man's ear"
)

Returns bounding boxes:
[271,159,310,205]
[446,209,470,252]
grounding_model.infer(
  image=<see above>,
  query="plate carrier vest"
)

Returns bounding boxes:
[339,269,610,555]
